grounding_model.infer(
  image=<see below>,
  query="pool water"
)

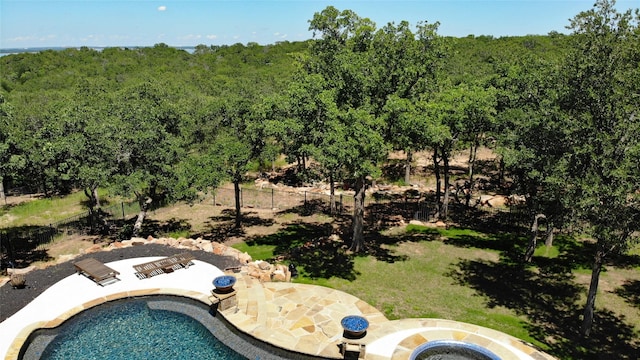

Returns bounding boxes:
[38,298,246,360]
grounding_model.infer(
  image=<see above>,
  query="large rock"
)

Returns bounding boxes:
[7,266,36,275]
[237,252,252,264]
[201,242,214,253]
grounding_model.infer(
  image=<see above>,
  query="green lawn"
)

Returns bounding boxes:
[1,191,90,227]
[3,191,639,359]
[236,223,640,358]
[296,239,542,348]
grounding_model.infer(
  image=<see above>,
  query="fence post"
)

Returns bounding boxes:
[271,188,274,210]
[340,194,343,214]
[121,202,125,219]
[240,188,243,208]
[213,193,216,206]
[304,191,307,207]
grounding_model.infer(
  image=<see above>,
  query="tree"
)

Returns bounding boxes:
[262,72,327,174]
[492,55,571,260]
[307,7,445,251]
[427,83,496,218]
[109,80,185,237]
[0,94,12,200]
[307,7,390,252]
[69,78,120,221]
[372,20,444,185]
[560,0,640,336]
[206,81,264,229]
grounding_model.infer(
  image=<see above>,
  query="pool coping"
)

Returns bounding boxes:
[0,257,557,360]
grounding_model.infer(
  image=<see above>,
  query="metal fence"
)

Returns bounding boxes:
[1,186,530,265]
[212,186,353,213]
[1,199,143,263]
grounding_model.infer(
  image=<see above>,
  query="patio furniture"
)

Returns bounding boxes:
[133,252,195,279]
[73,258,120,286]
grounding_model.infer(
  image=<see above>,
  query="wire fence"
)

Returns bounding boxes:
[1,186,529,266]
[212,187,353,213]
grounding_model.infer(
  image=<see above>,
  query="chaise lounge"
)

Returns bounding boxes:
[133,252,195,279]
[73,258,120,286]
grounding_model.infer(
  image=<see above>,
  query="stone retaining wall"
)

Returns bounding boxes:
[1,236,292,287]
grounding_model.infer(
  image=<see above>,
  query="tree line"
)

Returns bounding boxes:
[1,0,638,335]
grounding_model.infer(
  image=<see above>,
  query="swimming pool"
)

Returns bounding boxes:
[20,295,322,360]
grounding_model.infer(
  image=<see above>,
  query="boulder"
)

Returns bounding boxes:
[7,266,36,275]
[237,252,252,264]
[257,260,271,271]
[10,273,26,289]
[212,243,226,255]
[201,242,214,253]
[272,269,287,282]
[83,244,104,254]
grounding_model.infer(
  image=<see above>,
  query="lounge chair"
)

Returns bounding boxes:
[73,258,120,286]
[133,253,195,279]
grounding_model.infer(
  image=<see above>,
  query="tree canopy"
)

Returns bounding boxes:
[0,0,638,340]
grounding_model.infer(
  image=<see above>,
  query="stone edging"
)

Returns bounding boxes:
[2,236,293,286]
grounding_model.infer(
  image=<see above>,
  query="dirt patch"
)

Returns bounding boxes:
[1,194,42,207]
[388,147,497,169]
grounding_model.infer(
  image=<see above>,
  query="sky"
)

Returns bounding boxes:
[1,0,638,49]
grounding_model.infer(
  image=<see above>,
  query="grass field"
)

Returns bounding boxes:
[2,191,639,359]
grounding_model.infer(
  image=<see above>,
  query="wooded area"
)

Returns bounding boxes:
[1,0,638,336]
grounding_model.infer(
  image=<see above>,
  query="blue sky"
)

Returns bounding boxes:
[1,1,638,49]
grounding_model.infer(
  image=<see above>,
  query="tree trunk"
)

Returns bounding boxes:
[464,180,473,208]
[468,138,479,181]
[545,224,554,248]
[329,172,336,215]
[405,150,412,185]
[132,196,152,237]
[84,186,101,210]
[84,187,94,208]
[581,247,605,336]
[296,155,302,172]
[84,187,97,233]
[440,146,450,220]
[93,187,100,208]
[499,157,505,187]
[0,176,5,202]
[233,179,242,229]
[524,214,546,262]
[349,176,366,253]
[432,148,441,218]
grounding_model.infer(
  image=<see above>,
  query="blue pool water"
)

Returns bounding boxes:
[38,298,246,360]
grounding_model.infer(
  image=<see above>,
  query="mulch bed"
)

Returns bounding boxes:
[0,244,242,322]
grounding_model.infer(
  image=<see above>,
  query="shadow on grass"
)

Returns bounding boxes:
[449,252,640,359]
[246,222,333,252]
[0,225,56,268]
[448,203,530,235]
[190,209,276,243]
[614,280,640,310]
[441,232,527,258]
[140,217,192,237]
[277,198,334,217]
[244,221,359,280]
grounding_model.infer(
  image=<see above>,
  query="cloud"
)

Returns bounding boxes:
[273,32,287,39]
[8,35,38,43]
[80,34,98,41]
[157,5,167,11]
[206,35,218,40]
[178,34,202,41]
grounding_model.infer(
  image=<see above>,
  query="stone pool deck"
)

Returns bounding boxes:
[0,257,556,360]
